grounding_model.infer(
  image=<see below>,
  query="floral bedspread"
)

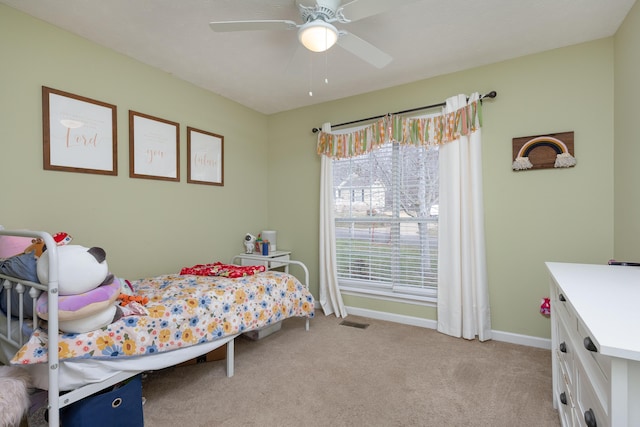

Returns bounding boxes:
[12,271,314,365]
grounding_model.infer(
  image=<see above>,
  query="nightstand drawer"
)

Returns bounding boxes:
[268,253,290,269]
[236,251,291,271]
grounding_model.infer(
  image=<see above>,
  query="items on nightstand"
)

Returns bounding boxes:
[254,234,262,252]
[244,233,257,254]
[249,230,278,255]
[261,230,277,251]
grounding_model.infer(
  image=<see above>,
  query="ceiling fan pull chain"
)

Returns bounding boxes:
[309,53,314,97]
[324,49,329,84]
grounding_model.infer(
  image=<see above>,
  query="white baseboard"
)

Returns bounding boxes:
[490,329,551,349]
[345,305,551,350]
[345,306,437,329]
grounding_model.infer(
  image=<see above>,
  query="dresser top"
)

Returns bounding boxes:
[546,262,640,361]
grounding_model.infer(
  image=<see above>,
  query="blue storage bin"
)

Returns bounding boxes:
[61,375,144,427]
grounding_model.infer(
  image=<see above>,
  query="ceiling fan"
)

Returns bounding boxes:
[209,0,418,69]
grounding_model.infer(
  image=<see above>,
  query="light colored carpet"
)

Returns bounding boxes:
[141,313,561,426]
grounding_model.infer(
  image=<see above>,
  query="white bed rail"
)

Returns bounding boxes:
[0,230,61,426]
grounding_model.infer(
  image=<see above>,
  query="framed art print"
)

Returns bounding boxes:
[129,111,180,181]
[187,127,224,186]
[42,86,117,175]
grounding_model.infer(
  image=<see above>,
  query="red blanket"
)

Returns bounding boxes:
[180,262,266,278]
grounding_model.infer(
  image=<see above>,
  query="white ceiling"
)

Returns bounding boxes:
[2,0,635,114]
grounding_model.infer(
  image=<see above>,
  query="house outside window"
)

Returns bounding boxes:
[332,140,439,304]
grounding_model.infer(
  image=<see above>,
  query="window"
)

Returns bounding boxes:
[332,140,439,303]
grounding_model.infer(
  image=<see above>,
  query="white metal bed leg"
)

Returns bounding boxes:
[226,339,234,377]
[306,318,310,331]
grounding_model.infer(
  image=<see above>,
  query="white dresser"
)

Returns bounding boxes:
[547,262,640,427]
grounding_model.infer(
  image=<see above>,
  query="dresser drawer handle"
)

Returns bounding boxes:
[559,392,567,405]
[559,293,566,302]
[584,408,597,427]
[559,342,567,353]
[584,337,597,352]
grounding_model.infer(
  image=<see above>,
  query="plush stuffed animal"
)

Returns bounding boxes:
[23,238,45,258]
[52,231,73,246]
[36,245,117,333]
[37,245,109,295]
[540,297,551,316]
[0,366,31,427]
[22,231,72,258]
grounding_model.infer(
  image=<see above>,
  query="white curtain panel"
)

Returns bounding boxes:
[319,123,348,318]
[437,93,492,341]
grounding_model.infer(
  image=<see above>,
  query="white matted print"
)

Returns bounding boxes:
[43,86,117,175]
[187,127,224,186]
[129,111,180,181]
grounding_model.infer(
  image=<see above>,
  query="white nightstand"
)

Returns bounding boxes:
[233,251,292,272]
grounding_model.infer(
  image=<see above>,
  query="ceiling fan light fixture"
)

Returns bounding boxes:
[298,19,338,53]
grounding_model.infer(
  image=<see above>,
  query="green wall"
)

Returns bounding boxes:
[614,0,640,259]
[0,5,270,279]
[3,2,635,341]
[269,39,616,339]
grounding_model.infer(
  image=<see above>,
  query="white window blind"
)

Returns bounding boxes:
[332,141,439,302]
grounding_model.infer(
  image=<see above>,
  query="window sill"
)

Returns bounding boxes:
[340,286,437,307]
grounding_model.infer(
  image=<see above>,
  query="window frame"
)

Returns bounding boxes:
[331,139,439,305]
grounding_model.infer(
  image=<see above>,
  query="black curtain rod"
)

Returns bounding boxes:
[311,90,497,133]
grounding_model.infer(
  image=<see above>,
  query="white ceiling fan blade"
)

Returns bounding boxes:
[340,0,422,22]
[337,31,392,68]
[316,0,342,10]
[209,20,298,32]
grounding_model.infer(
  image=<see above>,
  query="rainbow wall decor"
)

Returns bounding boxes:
[512,131,575,171]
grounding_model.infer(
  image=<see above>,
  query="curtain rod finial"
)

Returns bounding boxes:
[312,127,320,133]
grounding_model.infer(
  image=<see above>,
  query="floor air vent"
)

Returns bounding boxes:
[340,320,369,329]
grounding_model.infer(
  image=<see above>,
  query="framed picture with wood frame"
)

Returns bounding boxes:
[512,131,575,171]
[187,126,224,186]
[129,111,180,181]
[42,86,117,175]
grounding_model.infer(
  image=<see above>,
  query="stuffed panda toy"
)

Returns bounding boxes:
[36,245,118,333]
[37,245,109,295]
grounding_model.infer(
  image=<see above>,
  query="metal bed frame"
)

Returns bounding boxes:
[1,229,312,426]
[0,230,240,426]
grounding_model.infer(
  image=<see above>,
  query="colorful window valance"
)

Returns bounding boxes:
[317,99,482,159]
